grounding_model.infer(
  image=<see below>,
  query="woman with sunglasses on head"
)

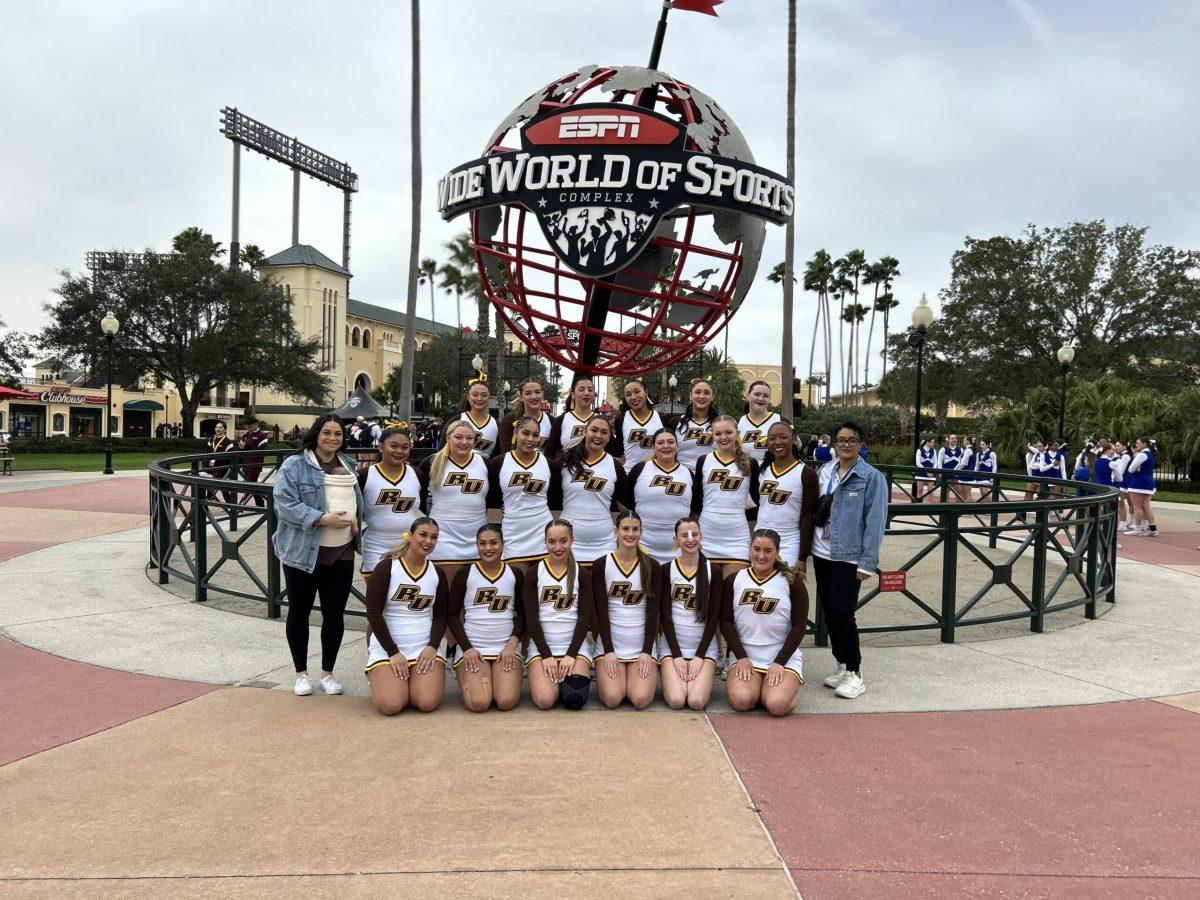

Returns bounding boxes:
[737,380,782,465]
[609,379,665,470]
[558,414,628,565]
[488,416,560,570]
[448,377,500,458]
[691,415,759,582]
[358,426,429,582]
[658,517,720,710]
[754,421,818,567]
[721,528,809,716]
[811,421,887,700]
[523,519,594,710]
[363,517,449,715]
[625,428,693,564]
[419,419,499,585]
[592,511,661,710]
[496,379,552,454]
[545,373,597,458]
[667,377,718,470]
[447,524,525,712]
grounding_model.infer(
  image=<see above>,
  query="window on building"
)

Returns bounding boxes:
[53,413,65,432]
[352,326,360,347]
[362,329,371,350]
[345,325,350,345]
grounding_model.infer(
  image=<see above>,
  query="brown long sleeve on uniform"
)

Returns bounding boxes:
[693,559,722,660]
[428,570,450,649]
[496,413,519,456]
[641,557,661,655]
[590,558,613,654]
[798,465,819,562]
[446,567,473,652]
[718,572,749,660]
[566,566,592,659]
[773,577,810,666]
[365,559,400,657]
[657,563,683,659]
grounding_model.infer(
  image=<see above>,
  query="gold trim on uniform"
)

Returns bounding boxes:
[373,462,408,486]
[769,458,801,478]
[399,557,430,581]
[751,663,804,684]
[746,412,774,428]
[650,458,681,475]
[473,561,508,584]
[609,552,640,578]
[747,567,777,586]
[465,411,492,429]
[629,408,654,426]
[674,558,697,580]
[510,451,540,470]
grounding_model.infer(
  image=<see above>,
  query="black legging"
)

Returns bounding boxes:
[812,556,863,673]
[283,560,354,673]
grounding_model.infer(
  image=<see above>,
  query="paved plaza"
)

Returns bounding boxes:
[2,470,1199,897]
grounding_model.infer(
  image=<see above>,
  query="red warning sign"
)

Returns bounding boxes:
[879,571,907,592]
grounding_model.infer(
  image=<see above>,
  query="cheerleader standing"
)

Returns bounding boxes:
[558,415,628,563]
[721,528,809,717]
[737,380,782,464]
[915,437,938,500]
[592,511,661,710]
[971,438,998,501]
[754,421,817,567]
[447,524,525,712]
[358,426,428,577]
[487,417,559,567]
[363,517,448,715]
[609,379,665,470]
[1124,438,1158,537]
[670,377,718,470]
[448,379,500,458]
[1092,440,1115,489]
[626,429,693,563]
[419,420,497,580]
[937,434,966,501]
[496,379,553,454]
[524,519,594,710]
[545,374,596,457]
[657,516,720,711]
[1111,441,1132,529]
[691,416,758,576]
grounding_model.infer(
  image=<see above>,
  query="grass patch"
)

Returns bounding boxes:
[1151,489,1200,505]
[10,453,166,473]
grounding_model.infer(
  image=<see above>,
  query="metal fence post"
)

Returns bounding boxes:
[940,510,958,643]
[1085,503,1099,619]
[1030,505,1048,633]
[227,456,240,534]
[192,478,208,604]
[1107,498,1118,605]
[266,502,282,620]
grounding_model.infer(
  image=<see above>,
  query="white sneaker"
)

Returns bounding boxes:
[835,672,866,699]
[1144,530,1158,538]
[320,674,343,695]
[293,674,313,696]
[823,664,849,689]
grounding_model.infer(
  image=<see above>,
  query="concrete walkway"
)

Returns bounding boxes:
[2,470,1199,898]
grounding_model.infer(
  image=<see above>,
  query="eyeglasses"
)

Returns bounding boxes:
[835,437,861,446]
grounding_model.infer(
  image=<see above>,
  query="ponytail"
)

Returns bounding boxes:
[544,518,577,599]
[714,414,752,475]
[615,509,654,605]
[751,527,797,584]
[674,515,710,624]
[431,420,476,485]
[386,516,439,562]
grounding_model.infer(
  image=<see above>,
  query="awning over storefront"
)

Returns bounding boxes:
[123,399,164,411]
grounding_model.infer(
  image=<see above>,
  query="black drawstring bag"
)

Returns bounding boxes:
[560,674,590,710]
[814,493,834,528]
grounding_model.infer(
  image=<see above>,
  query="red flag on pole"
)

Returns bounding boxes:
[671,0,723,16]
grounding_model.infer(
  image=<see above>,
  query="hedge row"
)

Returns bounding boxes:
[8,437,211,454]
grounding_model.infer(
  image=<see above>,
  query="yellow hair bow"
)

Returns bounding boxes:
[690,374,715,385]
[468,373,489,386]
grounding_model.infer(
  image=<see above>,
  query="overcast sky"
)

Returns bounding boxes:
[3,0,1197,382]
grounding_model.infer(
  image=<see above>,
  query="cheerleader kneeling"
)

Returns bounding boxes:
[523,519,594,710]
[592,511,661,710]
[658,516,720,711]
[448,524,525,712]
[721,528,809,717]
[364,517,449,715]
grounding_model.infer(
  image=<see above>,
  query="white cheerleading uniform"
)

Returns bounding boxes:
[915,446,938,481]
[971,448,998,485]
[738,412,782,464]
[656,558,718,662]
[425,451,491,564]
[365,558,446,669]
[674,415,715,470]
[506,410,553,451]
[629,459,693,563]
[694,451,756,564]
[728,567,803,680]
[360,463,426,574]
[554,409,593,453]
[526,558,591,662]
[454,562,520,661]
[593,553,653,662]
[560,452,621,561]
[453,411,500,458]
[617,408,664,469]
[754,458,806,565]
[491,451,555,563]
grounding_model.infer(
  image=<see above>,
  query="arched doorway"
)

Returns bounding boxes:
[354,373,372,392]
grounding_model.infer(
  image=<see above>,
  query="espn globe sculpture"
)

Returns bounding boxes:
[438,64,793,376]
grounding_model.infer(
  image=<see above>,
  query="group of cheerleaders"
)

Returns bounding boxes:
[358,374,816,716]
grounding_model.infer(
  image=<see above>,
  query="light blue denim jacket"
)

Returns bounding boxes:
[271,450,364,573]
[825,457,888,574]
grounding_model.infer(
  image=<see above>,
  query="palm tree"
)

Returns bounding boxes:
[861,255,900,399]
[835,250,867,404]
[398,0,422,421]
[829,271,852,403]
[841,302,868,404]
[878,290,901,377]
[417,257,438,322]
[781,0,797,421]
[803,249,833,403]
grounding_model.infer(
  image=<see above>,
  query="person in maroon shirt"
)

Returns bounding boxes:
[238,418,270,508]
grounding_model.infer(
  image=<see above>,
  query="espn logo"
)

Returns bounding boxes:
[558,114,641,140]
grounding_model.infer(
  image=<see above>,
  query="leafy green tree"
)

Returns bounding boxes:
[877,327,959,432]
[1,318,36,389]
[862,255,900,387]
[934,221,1200,406]
[611,348,745,419]
[39,228,327,435]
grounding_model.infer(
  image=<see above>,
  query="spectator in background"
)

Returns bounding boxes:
[369,417,383,447]
[813,434,833,464]
[803,434,820,459]
[239,418,270,508]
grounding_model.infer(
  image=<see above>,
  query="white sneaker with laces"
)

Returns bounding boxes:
[320,674,344,695]
[823,664,849,689]
[835,671,866,699]
[1144,530,1159,538]
[293,674,313,696]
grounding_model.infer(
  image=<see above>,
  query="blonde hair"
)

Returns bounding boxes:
[385,516,439,562]
[431,419,477,485]
[751,527,798,584]
[713,415,752,475]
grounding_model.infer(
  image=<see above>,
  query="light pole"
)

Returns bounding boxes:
[668,374,679,415]
[501,380,511,416]
[1056,343,1074,441]
[100,312,120,474]
[908,294,934,456]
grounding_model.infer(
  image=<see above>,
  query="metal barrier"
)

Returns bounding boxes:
[148,453,1118,643]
